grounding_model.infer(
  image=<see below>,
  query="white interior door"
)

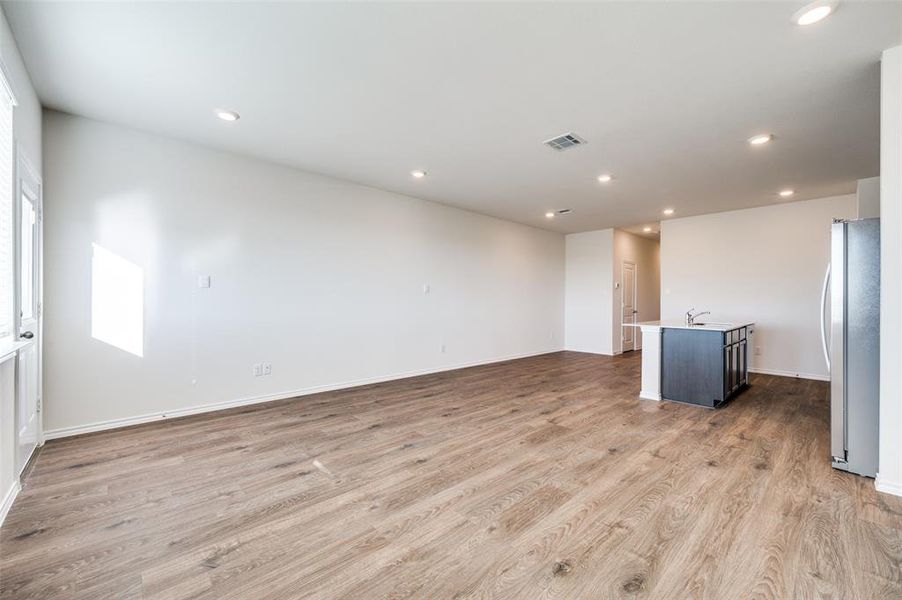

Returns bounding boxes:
[621,261,637,352]
[15,154,41,475]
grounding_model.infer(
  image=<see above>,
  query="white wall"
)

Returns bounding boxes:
[1,9,40,169]
[42,111,565,435]
[0,5,42,523]
[0,356,15,523]
[661,194,857,381]
[858,177,880,219]
[878,45,902,497]
[613,230,660,353]
[564,229,614,355]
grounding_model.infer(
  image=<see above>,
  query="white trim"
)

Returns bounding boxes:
[639,391,661,401]
[562,348,615,357]
[14,145,43,451]
[44,348,563,440]
[875,475,902,497]
[0,58,18,107]
[620,260,638,352]
[879,45,902,516]
[748,367,829,382]
[0,339,27,364]
[16,145,41,192]
[0,480,20,527]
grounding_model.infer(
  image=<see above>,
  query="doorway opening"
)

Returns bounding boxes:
[622,261,637,351]
[614,227,661,354]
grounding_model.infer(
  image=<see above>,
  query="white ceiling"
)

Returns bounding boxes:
[4,2,901,234]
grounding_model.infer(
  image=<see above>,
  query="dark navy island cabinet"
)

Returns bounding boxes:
[661,326,750,408]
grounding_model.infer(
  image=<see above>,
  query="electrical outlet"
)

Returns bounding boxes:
[440,344,446,353]
[263,362,272,375]
[253,363,263,377]
[754,346,761,356]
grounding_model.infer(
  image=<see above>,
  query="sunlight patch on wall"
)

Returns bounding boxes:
[91,243,144,357]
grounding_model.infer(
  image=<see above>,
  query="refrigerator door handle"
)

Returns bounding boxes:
[820,262,831,371]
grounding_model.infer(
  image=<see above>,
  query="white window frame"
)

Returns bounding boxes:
[15,149,41,333]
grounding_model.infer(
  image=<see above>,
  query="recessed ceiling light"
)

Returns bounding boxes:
[216,110,240,122]
[748,133,773,146]
[597,174,613,183]
[545,212,555,219]
[793,1,837,26]
[779,189,795,197]
[643,226,652,233]
[663,208,675,216]
[411,170,427,179]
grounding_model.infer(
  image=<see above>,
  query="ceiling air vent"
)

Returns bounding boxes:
[543,132,586,151]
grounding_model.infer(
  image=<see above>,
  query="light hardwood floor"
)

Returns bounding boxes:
[1,351,901,599]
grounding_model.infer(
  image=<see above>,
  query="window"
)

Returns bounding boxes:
[19,192,35,321]
[0,67,14,341]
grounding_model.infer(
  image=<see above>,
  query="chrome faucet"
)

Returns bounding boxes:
[686,308,711,326]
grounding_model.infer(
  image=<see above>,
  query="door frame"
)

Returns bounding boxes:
[14,146,42,451]
[621,260,639,352]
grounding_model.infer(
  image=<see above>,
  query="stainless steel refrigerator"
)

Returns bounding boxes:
[820,218,880,478]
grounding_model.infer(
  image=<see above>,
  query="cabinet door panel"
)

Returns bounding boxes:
[724,343,733,397]
[738,340,747,386]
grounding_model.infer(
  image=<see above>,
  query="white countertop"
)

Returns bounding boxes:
[626,319,755,332]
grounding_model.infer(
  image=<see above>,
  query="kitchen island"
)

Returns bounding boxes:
[629,319,755,408]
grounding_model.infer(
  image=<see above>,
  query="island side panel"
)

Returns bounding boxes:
[639,325,662,400]
[661,328,724,407]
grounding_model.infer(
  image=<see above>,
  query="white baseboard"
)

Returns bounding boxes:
[0,480,21,527]
[749,367,829,382]
[562,348,615,357]
[639,391,661,401]
[876,476,902,497]
[44,347,564,440]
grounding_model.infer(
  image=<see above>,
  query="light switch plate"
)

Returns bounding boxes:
[198,275,211,288]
